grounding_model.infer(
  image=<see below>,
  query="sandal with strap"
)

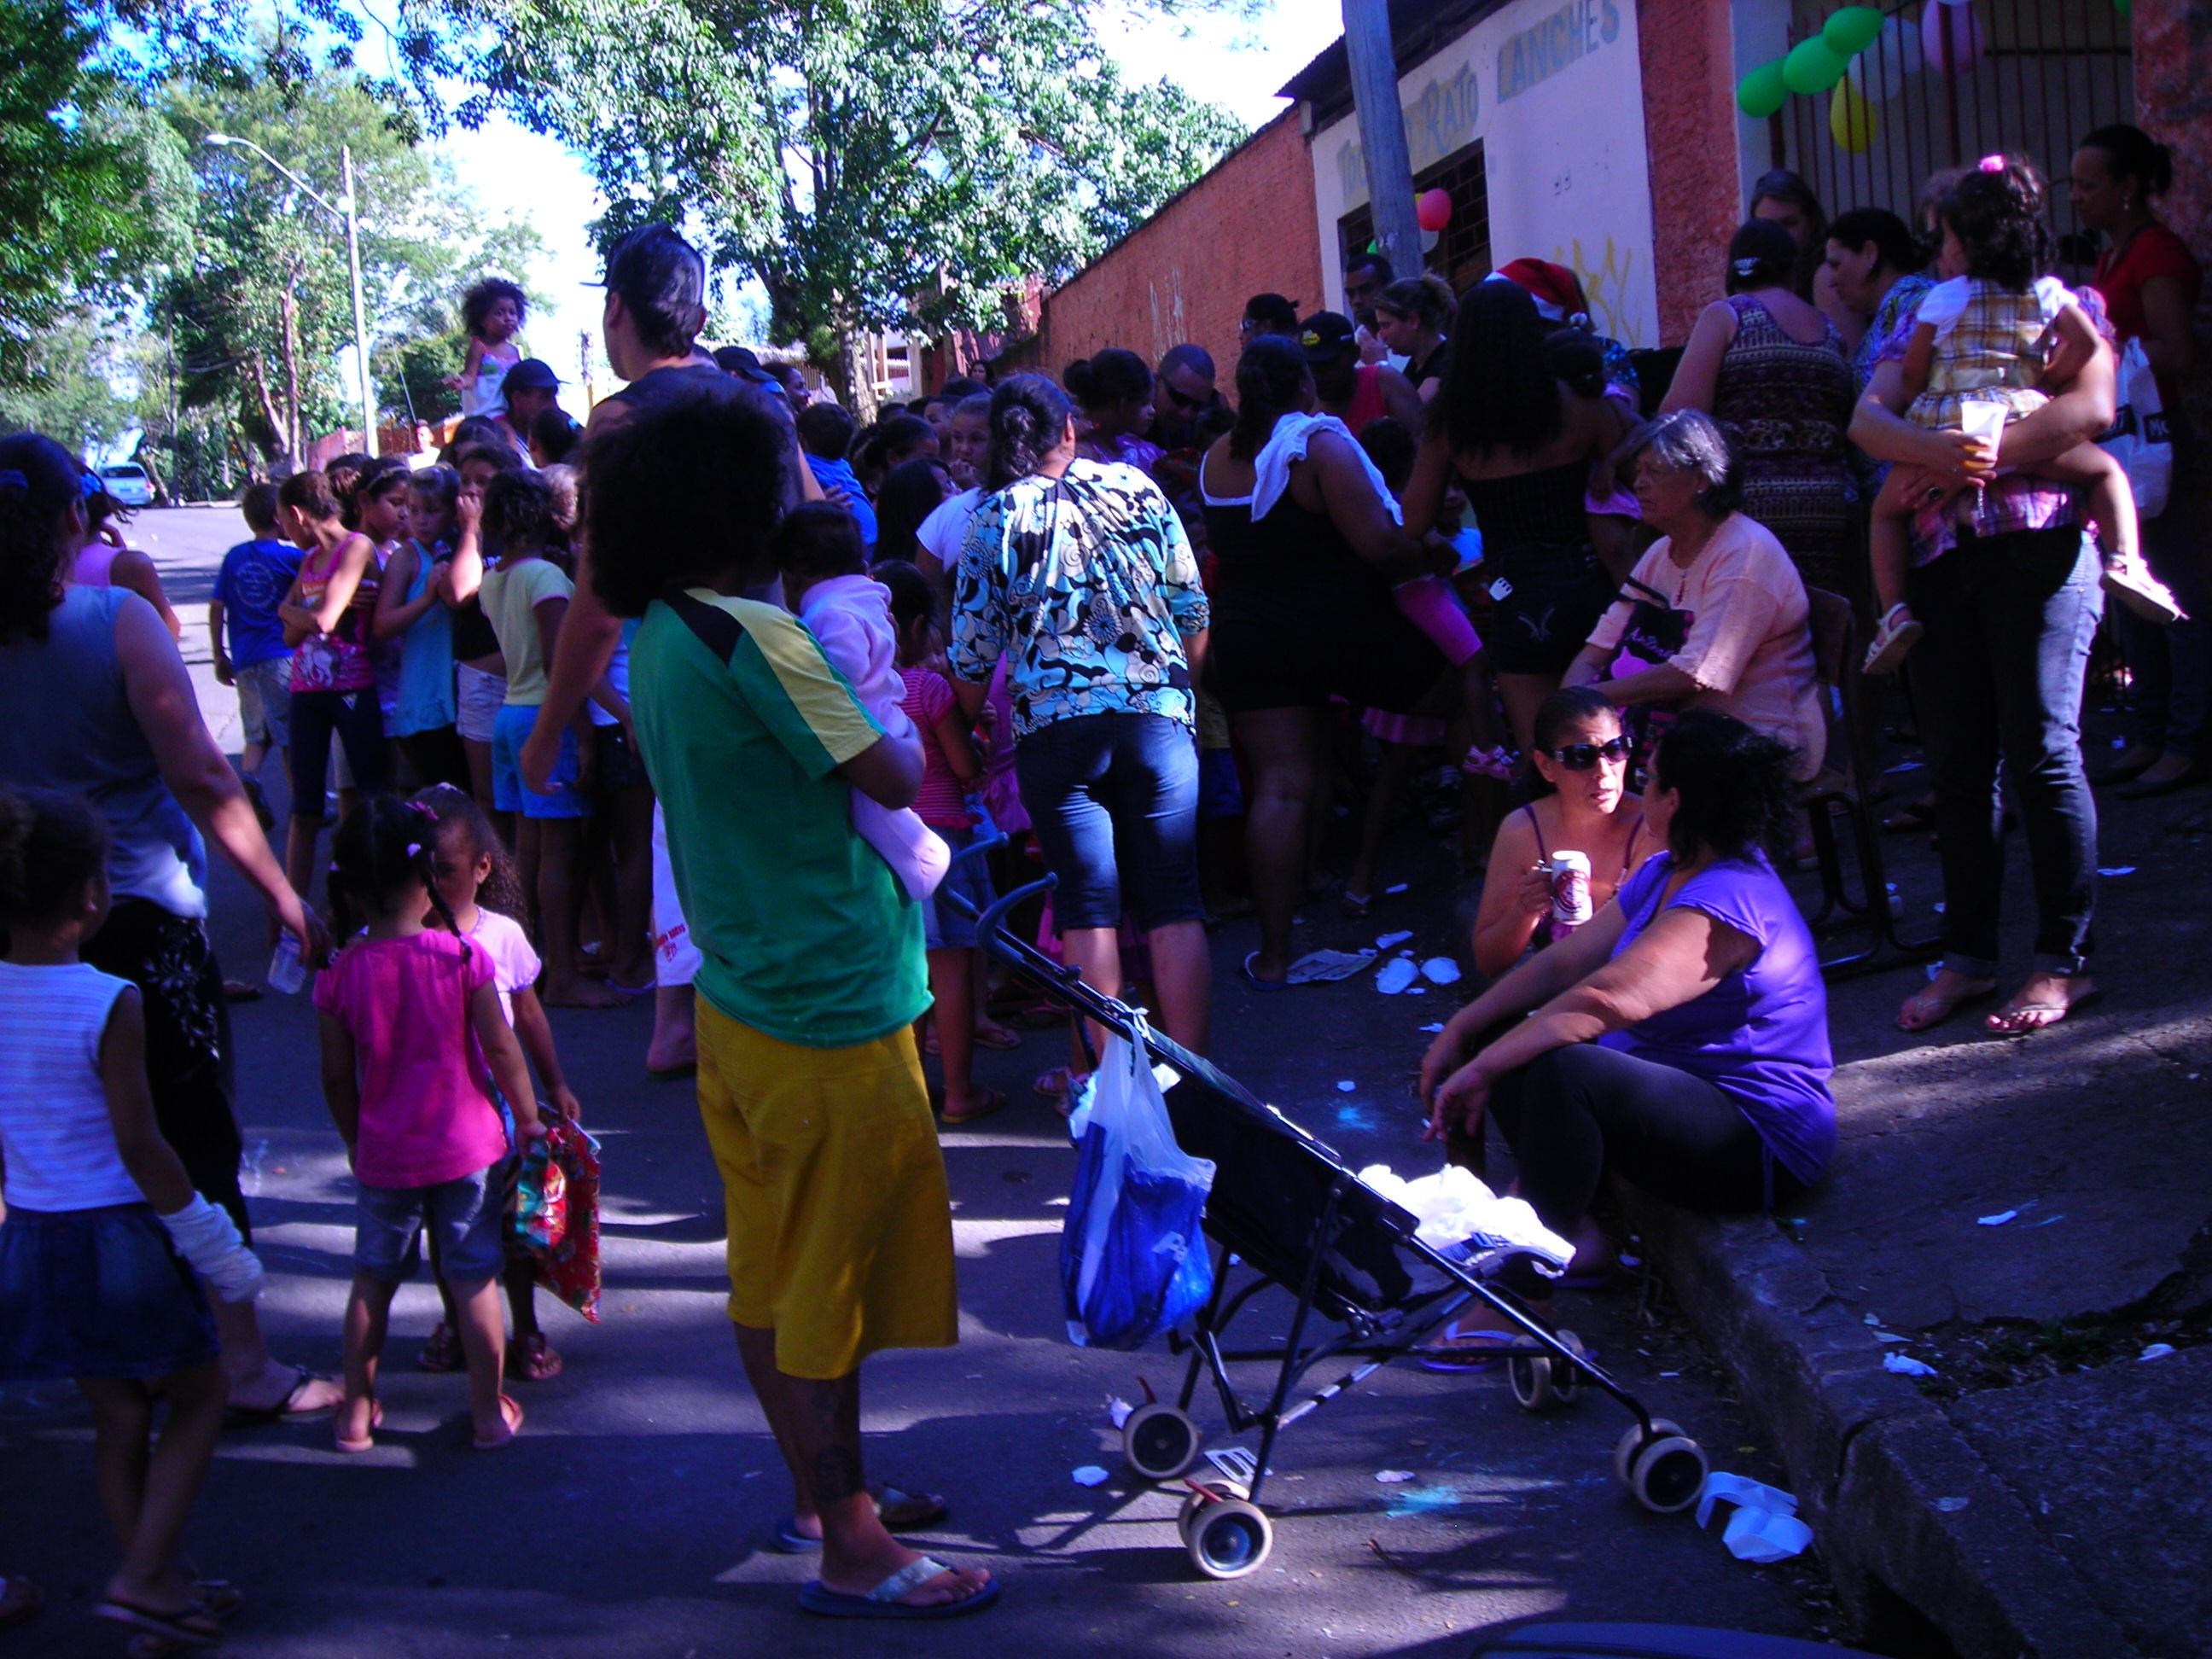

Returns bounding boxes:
[2101,556,2184,626]
[1862,603,1924,677]
[417,1322,463,1373]
[509,1332,563,1381]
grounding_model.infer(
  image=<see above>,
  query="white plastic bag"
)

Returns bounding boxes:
[1060,1022,1216,1349]
[2098,336,2172,520]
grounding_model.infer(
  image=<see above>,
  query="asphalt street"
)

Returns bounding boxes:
[0,509,1837,1657]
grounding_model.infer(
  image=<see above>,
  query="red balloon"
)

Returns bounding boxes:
[1416,188,1454,233]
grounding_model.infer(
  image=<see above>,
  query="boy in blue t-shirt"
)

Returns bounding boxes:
[209,480,305,821]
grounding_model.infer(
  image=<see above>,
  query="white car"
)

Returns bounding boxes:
[98,463,156,507]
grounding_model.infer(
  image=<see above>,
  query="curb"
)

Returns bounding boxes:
[1614,1188,2139,1659]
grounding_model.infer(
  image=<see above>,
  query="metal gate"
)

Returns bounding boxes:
[1777,0,2133,249]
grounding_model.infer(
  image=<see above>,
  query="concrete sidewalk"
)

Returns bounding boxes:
[1626,714,2212,1659]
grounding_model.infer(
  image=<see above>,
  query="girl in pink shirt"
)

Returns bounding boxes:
[315,795,543,1452]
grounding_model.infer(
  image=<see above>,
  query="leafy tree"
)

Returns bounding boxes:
[0,0,193,387]
[152,55,539,463]
[445,0,1245,405]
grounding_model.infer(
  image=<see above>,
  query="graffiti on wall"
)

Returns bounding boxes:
[1555,236,1639,346]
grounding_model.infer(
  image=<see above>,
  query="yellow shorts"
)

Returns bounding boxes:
[694,1000,958,1379]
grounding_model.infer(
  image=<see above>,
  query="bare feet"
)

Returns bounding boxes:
[1896,970,1999,1033]
[1985,972,2098,1036]
[540,976,632,1010]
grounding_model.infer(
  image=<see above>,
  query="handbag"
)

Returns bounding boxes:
[2098,336,2173,520]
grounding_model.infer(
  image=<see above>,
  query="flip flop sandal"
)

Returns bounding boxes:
[1895,981,1999,1033]
[608,976,658,996]
[1033,1067,1073,1099]
[940,1088,1005,1127]
[773,1488,949,1551]
[1985,987,2103,1035]
[1415,1329,1540,1374]
[418,1323,463,1373]
[798,1557,1000,1620]
[224,1362,337,1426]
[472,1394,525,1450]
[509,1333,563,1381]
[972,1025,1023,1051]
[1340,888,1374,918]
[188,1582,244,1623]
[1241,952,1289,992]
[335,1398,383,1453]
[94,1598,223,1649]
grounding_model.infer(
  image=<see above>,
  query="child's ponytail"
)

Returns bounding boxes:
[0,784,108,931]
[331,794,458,934]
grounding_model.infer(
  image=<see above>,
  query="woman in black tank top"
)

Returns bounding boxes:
[1404,281,1633,756]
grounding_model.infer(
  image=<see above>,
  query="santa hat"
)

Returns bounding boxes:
[1493,259,1592,330]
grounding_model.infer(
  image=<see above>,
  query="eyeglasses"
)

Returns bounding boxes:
[1161,382,1209,412]
[1545,736,1631,771]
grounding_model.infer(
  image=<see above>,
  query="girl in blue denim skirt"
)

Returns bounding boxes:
[0,786,265,1651]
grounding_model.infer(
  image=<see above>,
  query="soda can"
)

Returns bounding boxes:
[268,934,307,995]
[1547,851,1593,928]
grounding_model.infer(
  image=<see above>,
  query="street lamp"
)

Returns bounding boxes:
[204,132,379,458]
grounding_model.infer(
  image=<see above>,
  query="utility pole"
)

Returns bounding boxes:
[340,146,376,457]
[1342,0,1423,286]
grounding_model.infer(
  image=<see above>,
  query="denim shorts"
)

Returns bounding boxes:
[1016,713,1203,933]
[492,703,589,819]
[234,655,293,750]
[455,663,508,744]
[355,1163,509,1284]
[0,1202,220,1381]
[923,822,995,950]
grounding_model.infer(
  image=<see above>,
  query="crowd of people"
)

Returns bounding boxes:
[0,117,2202,1633]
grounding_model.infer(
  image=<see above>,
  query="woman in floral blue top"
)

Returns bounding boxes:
[951,375,1213,1077]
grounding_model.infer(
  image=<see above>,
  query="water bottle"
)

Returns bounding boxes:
[268,934,306,995]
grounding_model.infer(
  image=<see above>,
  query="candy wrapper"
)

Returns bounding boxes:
[512,1119,602,1323]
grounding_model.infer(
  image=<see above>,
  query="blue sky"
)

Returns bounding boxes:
[428,3,1347,382]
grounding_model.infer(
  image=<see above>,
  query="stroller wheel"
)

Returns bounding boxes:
[1627,1432,1709,1515]
[1123,1403,1202,1481]
[1510,1330,1588,1412]
[1187,1498,1272,1579]
[1612,1418,1686,1488]
[1177,1478,1250,1544]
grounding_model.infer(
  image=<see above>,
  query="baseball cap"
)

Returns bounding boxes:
[504,358,562,392]
[1295,311,1359,363]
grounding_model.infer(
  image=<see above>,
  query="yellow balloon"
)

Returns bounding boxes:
[1830,79,1879,153]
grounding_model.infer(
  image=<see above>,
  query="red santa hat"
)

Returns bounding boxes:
[1493,259,1592,330]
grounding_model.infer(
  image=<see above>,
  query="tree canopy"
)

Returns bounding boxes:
[445,0,1245,396]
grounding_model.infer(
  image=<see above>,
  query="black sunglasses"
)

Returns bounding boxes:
[1546,736,1631,771]
[1161,382,1208,412]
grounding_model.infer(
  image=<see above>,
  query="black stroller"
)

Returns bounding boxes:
[951,847,1711,1580]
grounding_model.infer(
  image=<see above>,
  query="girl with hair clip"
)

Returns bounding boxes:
[409,783,585,1382]
[314,794,545,1452]
[1861,155,2176,677]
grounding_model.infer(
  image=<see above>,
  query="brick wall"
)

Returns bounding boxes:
[1637,0,1743,345]
[1039,112,1326,383]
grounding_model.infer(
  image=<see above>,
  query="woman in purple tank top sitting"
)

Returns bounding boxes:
[1417,711,1833,1365]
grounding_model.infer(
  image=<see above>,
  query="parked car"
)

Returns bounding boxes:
[98,463,155,507]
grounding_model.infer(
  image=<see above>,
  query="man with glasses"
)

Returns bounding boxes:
[1153,345,1225,452]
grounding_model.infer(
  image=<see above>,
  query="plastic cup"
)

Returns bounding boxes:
[1958,401,2008,471]
[268,935,306,995]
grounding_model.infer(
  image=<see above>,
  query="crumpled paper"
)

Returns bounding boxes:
[1356,1163,1572,1265]
[1697,1471,1813,1563]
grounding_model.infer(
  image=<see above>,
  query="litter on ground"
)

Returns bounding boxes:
[1977,1209,2018,1227]
[1883,1353,1937,1377]
[1072,1465,1110,1487]
[1420,958,1462,985]
[1374,1470,1416,1484]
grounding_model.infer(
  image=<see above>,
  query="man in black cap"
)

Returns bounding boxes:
[1299,310,1420,437]
[495,357,570,462]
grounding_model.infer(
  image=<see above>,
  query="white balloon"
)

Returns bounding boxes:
[1420,228,1441,253]
[1846,13,1922,102]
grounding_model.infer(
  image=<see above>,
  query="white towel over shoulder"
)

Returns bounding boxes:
[1252,412,1403,526]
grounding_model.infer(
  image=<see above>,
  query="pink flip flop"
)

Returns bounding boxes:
[472,1394,525,1450]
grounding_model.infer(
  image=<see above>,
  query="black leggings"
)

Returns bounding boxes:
[288,688,386,818]
[1487,1044,1803,1238]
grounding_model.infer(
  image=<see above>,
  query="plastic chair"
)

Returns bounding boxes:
[1796,587,1941,980]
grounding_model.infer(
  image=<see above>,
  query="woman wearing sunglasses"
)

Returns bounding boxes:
[1563,410,1825,782]
[1417,711,1833,1364]
[1471,687,1660,977]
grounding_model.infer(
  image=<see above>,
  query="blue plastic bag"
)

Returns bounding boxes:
[1060,1021,1216,1350]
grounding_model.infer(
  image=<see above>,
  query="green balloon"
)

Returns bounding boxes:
[1822,5,1885,55]
[2114,0,2130,15]
[1782,37,1847,95]
[1737,59,1790,119]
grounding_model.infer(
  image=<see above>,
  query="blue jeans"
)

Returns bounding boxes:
[1016,713,1202,932]
[1907,525,2100,977]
